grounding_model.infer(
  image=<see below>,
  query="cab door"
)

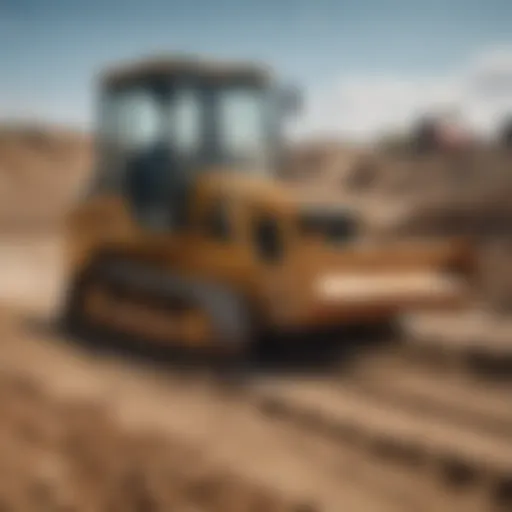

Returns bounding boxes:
[244,206,299,328]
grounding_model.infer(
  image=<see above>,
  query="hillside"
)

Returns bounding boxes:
[0,124,92,229]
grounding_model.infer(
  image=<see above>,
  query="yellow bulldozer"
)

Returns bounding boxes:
[61,54,475,362]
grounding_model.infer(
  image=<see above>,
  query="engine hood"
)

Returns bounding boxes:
[198,168,358,215]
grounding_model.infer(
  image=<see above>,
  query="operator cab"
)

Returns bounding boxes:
[92,56,299,230]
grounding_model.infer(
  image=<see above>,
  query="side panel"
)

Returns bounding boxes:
[64,195,138,277]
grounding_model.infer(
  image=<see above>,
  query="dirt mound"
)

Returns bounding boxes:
[284,140,364,187]
[0,124,92,229]
[0,369,304,512]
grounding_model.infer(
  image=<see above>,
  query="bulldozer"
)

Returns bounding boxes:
[61,54,475,361]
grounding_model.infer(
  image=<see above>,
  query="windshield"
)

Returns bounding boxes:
[216,87,272,169]
[98,81,278,178]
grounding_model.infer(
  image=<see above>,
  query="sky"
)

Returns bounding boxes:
[1,0,512,140]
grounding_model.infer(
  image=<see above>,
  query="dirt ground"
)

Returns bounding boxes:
[0,369,302,512]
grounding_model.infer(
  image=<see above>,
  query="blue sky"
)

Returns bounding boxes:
[1,0,512,137]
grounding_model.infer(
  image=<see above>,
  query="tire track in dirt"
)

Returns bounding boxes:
[0,308,491,512]
[247,374,512,512]
[343,351,512,439]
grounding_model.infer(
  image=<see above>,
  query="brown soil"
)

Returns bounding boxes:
[0,369,307,512]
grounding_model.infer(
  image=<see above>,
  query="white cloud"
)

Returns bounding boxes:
[291,46,512,142]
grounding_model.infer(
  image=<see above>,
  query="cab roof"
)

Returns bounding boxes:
[101,54,273,89]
